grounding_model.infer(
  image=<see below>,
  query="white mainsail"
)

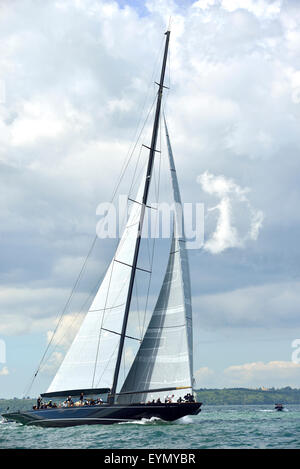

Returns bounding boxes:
[117,120,193,404]
[47,174,146,393]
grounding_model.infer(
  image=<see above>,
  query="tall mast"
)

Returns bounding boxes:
[110,30,170,404]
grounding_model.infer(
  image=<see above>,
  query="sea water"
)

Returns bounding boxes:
[0,402,299,449]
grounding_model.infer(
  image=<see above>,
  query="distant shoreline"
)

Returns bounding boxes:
[196,387,300,405]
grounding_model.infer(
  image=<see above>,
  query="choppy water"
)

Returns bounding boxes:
[1,403,300,449]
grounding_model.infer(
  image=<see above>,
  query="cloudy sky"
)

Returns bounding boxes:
[1,0,300,397]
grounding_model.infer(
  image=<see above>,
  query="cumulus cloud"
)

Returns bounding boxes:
[194,0,282,17]
[0,286,87,335]
[220,0,282,18]
[197,171,263,254]
[0,366,9,376]
[194,361,300,388]
[194,366,215,386]
[224,360,300,388]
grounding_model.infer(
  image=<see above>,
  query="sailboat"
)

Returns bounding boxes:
[3,30,202,427]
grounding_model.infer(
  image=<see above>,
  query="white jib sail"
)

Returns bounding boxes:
[117,120,193,404]
[47,174,146,393]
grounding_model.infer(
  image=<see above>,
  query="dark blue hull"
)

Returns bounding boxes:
[2,402,202,427]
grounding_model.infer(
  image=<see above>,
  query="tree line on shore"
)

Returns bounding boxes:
[196,387,300,405]
[1,387,300,408]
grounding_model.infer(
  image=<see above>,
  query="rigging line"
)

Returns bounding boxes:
[148,324,186,330]
[127,106,161,205]
[114,259,151,274]
[127,145,143,203]
[126,106,162,229]
[118,94,157,204]
[128,199,157,210]
[23,234,99,396]
[39,276,104,370]
[89,303,125,312]
[146,236,152,274]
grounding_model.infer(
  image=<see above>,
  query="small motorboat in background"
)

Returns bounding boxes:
[275,403,284,411]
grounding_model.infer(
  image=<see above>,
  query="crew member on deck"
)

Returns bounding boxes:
[67,396,73,407]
